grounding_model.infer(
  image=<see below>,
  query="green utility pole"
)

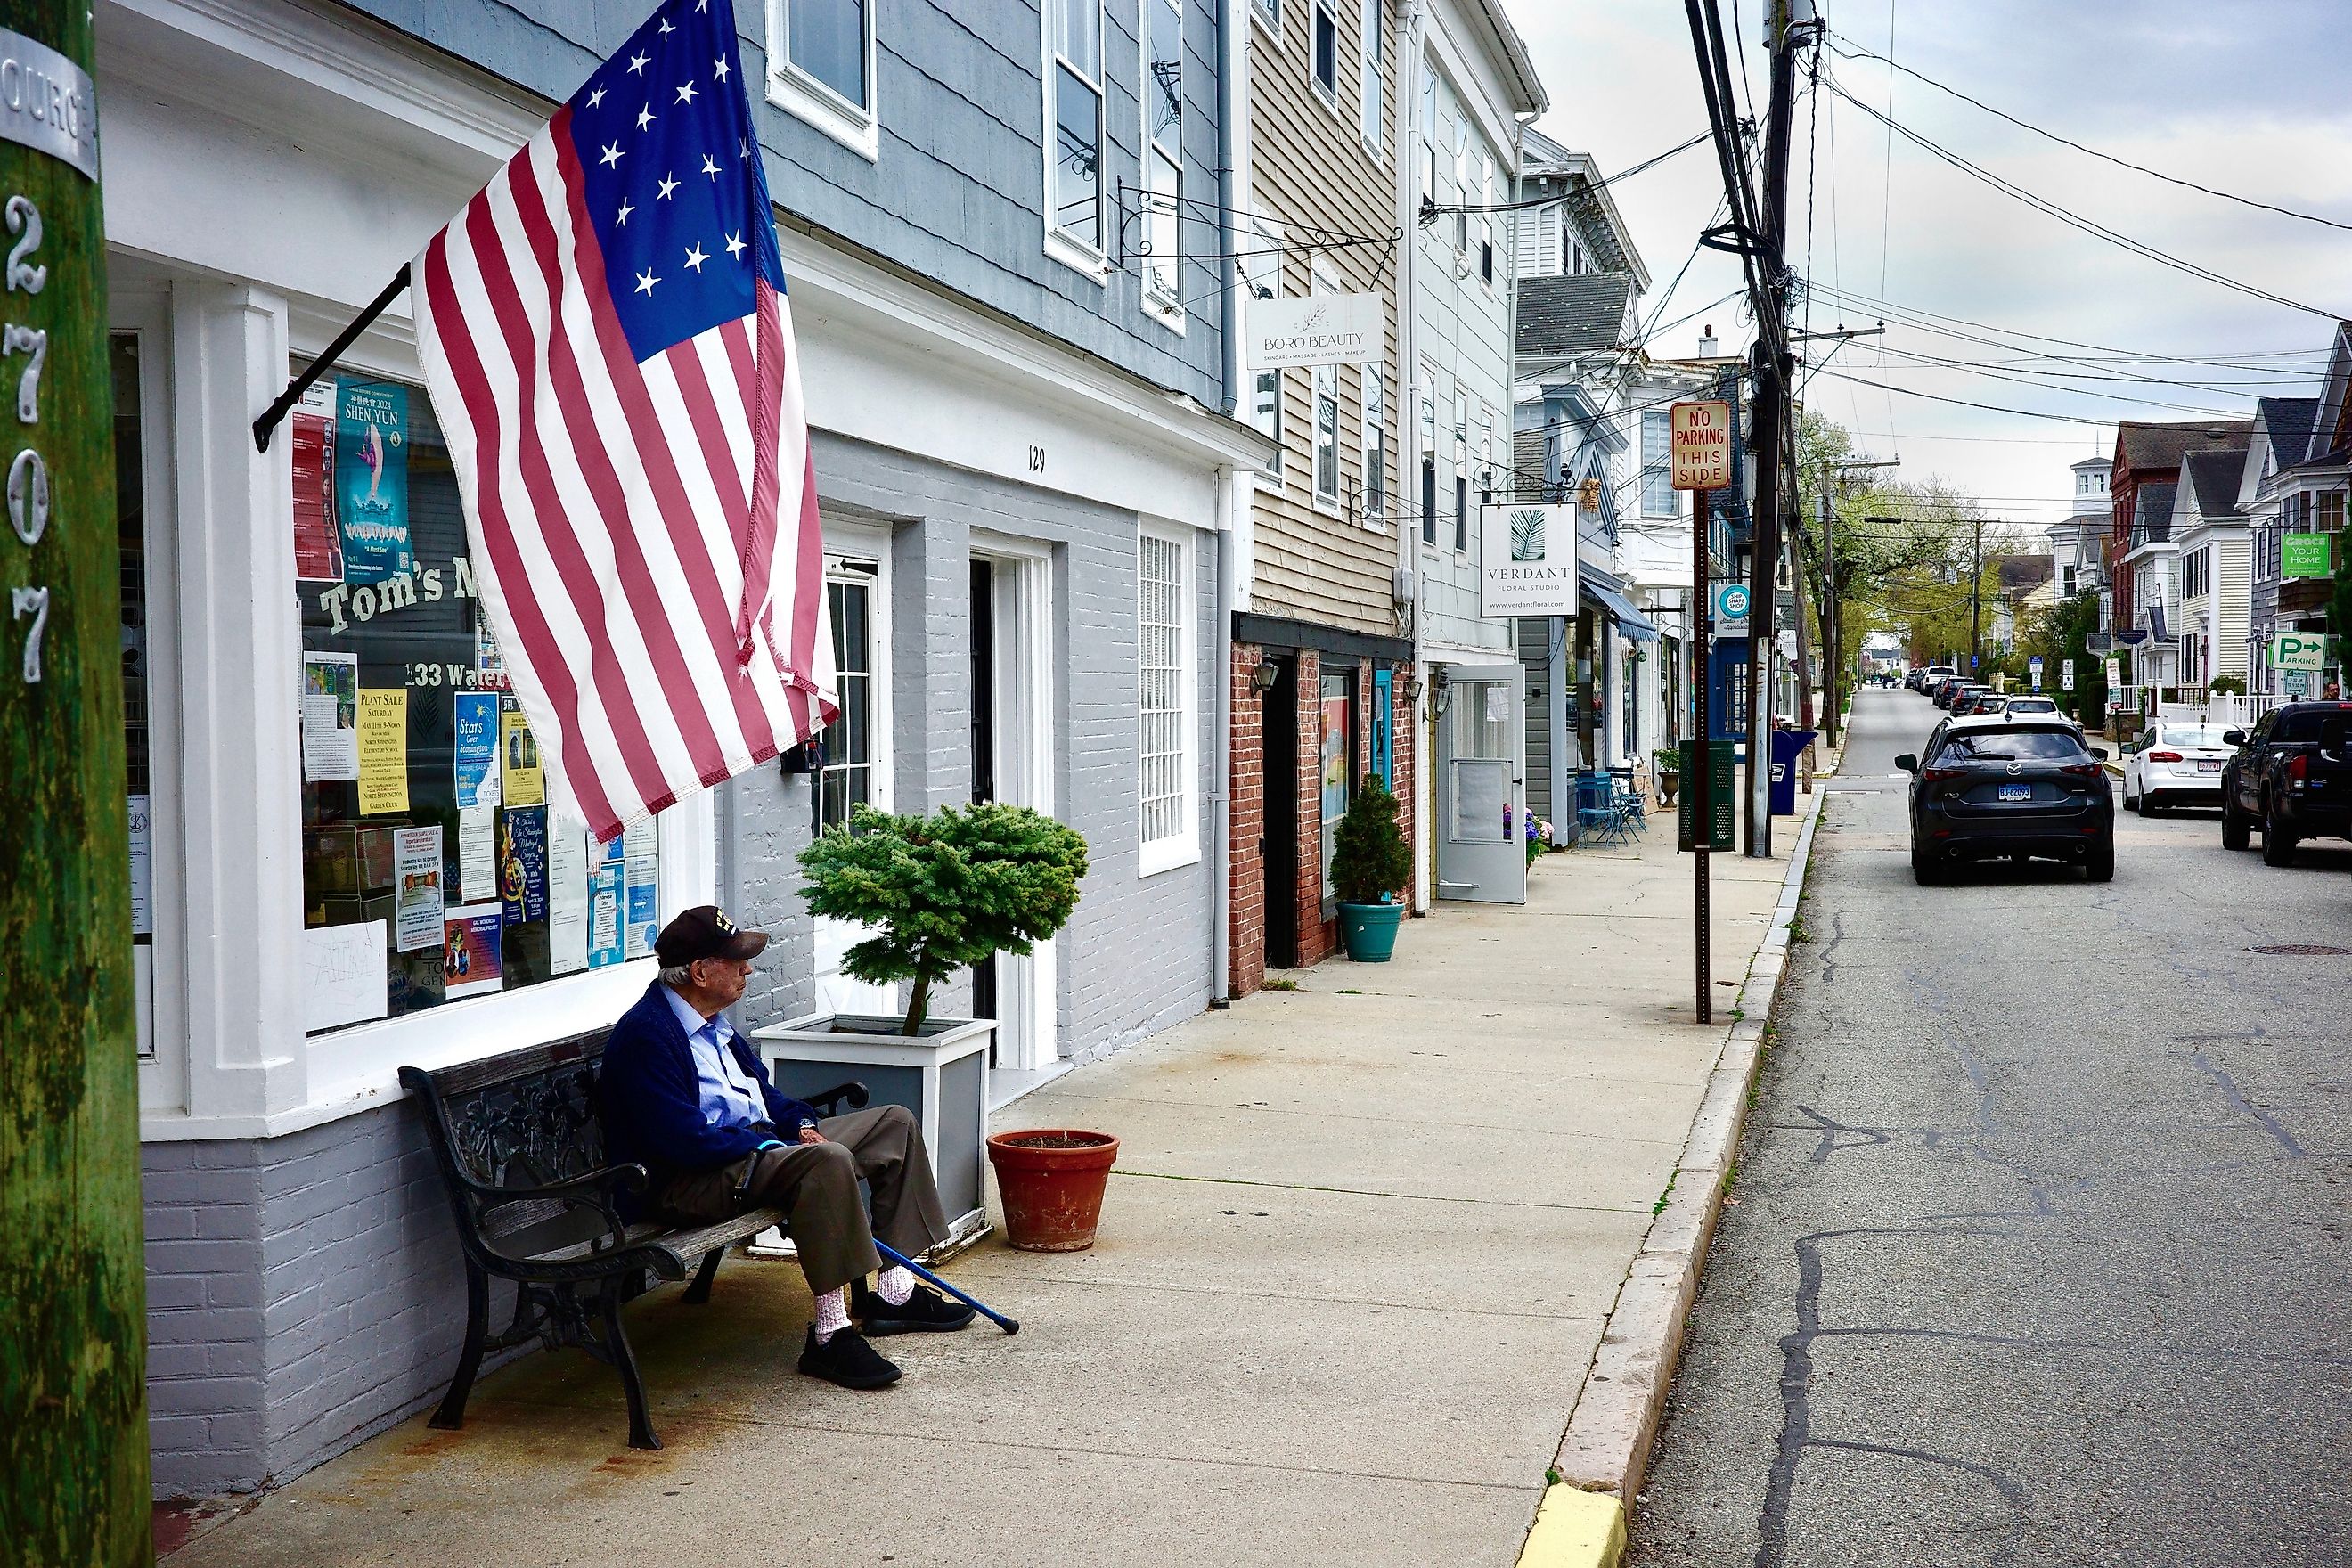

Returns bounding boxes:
[0,6,151,1564]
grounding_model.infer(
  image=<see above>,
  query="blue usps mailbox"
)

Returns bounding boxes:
[1768,729,1817,816]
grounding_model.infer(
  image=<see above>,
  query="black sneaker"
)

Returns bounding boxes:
[858,1283,977,1336]
[796,1326,902,1389]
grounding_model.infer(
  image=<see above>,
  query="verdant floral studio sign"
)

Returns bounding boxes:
[1479,504,1580,617]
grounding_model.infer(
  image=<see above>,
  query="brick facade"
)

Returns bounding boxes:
[1228,641,1416,998]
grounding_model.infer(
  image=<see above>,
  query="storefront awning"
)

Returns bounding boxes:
[1580,567,1660,641]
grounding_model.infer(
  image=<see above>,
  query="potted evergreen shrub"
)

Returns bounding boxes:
[755,802,1091,1250]
[1331,777,1412,962]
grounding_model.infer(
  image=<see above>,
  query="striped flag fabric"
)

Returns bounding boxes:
[413,0,834,844]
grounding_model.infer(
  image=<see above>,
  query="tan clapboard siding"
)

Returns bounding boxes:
[1245,1,1403,639]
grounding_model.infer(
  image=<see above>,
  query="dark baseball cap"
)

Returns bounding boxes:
[653,905,770,967]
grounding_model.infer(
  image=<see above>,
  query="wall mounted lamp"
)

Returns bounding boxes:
[1252,658,1280,692]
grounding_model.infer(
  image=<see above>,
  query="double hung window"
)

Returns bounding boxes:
[1243,208,1282,440]
[1419,70,1435,212]
[1451,390,1467,551]
[1358,0,1382,153]
[1142,0,1184,311]
[1047,0,1106,262]
[1418,372,1437,545]
[1640,410,1673,516]
[1362,365,1387,524]
[1311,0,1340,101]
[1138,529,1197,873]
[1450,114,1467,252]
[770,0,878,158]
[1477,152,1495,282]
[1312,264,1343,507]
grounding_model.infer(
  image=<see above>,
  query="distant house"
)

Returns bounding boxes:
[2170,447,2252,686]
[2122,481,2181,688]
[2245,325,2351,693]
[2240,395,2322,692]
[1989,553,2055,654]
[2045,455,2111,611]
[2108,419,2255,647]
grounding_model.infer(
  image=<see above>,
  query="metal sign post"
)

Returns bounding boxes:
[1672,401,1732,1025]
[0,8,150,1561]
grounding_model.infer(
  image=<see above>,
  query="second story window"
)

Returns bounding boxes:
[1143,0,1183,312]
[1450,114,1468,252]
[1311,265,1342,507]
[1358,0,1382,153]
[1362,365,1386,523]
[1254,0,1279,31]
[1048,0,1106,264]
[1244,208,1281,439]
[1312,0,1340,102]
[1478,151,1495,282]
[770,0,878,159]
[1641,410,1673,516]
[1418,372,1437,545]
[1419,69,1435,210]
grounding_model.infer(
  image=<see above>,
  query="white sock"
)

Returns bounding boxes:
[813,1286,851,1343]
[878,1265,915,1306]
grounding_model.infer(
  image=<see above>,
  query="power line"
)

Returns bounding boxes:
[1428,130,1714,218]
[1825,29,2352,235]
[1861,342,2257,415]
[1823,75,2346,319]
[1804,282,2340,380]
[1814,365,2134,428]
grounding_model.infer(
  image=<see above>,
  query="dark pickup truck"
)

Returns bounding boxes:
[2220,701,2352,865]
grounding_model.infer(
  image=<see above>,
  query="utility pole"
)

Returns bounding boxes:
[1971,515,1986,676]
[1741,0,1803,858]
[0,6,151,1563]
[1812,455,1898,747]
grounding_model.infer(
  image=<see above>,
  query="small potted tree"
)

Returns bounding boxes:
[1654,748,1682,806]
[755,802,1090,1250]
[1331,777,1412,962]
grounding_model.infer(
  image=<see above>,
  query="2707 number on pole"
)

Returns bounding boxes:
[1670,400,1732,492]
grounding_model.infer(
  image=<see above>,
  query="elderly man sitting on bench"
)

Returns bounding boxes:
[600,905,974,1389]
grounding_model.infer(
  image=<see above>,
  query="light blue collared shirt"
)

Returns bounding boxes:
[663,984,765,1132]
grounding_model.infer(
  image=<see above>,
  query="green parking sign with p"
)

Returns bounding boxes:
[2274,632,2331,672]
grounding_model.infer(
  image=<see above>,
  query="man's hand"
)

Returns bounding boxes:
[797,1124,826,1145]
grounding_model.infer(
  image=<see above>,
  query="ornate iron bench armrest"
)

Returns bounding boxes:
[463,1163,650,1268]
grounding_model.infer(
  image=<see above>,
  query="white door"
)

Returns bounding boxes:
[1435,664,1528,903]
[813,555,899,1017]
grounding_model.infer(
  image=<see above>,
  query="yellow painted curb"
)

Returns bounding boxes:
[1516,1484,1626,1568]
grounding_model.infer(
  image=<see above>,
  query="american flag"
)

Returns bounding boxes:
[414,0,834,844]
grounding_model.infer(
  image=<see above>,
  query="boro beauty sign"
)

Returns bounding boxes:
[1670,401,1733,491]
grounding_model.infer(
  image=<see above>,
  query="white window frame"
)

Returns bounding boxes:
[1140,0,1186,326]
[1252,0,1280,40]
[1357,0,1382,156]
[1640,409,1675,517]
[1043,0,1111,282]
[1418,68,1436,217]
[142,288,716,1141]
[765,0,880,161]
[1477,150,1496,286]
[1244,205,1282,441]
[1311,260,1343,511]
[1137,524,1200,876]
[1361,361,1387,527]
[1450,110,1468,253]
[1310,0,1343,109]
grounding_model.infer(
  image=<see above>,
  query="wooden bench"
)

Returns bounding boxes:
[400,1032,867,1450]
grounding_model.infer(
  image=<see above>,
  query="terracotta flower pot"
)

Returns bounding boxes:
[986,1129,1119,1251]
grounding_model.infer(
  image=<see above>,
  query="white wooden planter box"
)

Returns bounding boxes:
[748,1012,994,1256]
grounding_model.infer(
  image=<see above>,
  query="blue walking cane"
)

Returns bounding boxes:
[875,1240,1020,1335]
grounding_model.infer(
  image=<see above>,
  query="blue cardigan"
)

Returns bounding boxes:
[598,981,821,1191]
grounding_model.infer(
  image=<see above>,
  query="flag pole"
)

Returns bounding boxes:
[250,263,413,452]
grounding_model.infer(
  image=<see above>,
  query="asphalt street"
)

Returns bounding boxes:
[1626,687,2352,1568]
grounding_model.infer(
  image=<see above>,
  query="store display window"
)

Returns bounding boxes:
[292,372,659,1033]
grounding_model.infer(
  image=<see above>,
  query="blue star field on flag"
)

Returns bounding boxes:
[568,0,788,363]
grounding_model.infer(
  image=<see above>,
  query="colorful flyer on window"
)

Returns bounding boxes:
[587,843,625,968]
[457,804,496,903]
[355,688,409,815]
[333,379,412,586]
[501,704,545,808]
[548,824,590,974]
[290,380,343,583]
[621,818,658,960]
[452,691,502,810]
[300,652,360,783]
[501,805,548,927]
[392,825,445,953]
[442,903,503,999]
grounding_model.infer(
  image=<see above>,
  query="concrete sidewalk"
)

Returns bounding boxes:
[168,815,1809,1568]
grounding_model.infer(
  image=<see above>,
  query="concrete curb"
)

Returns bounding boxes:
[1516,775,1832,1568]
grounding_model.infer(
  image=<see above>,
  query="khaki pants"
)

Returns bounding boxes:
[655,1104,951,1295]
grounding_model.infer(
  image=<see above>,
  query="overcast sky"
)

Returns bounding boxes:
[1510,0,2352,531]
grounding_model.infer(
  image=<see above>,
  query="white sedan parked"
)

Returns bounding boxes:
[2122,722,2235,813]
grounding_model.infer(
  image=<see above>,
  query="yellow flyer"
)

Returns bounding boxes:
[501,706,546,807]
[355,688,409,815]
